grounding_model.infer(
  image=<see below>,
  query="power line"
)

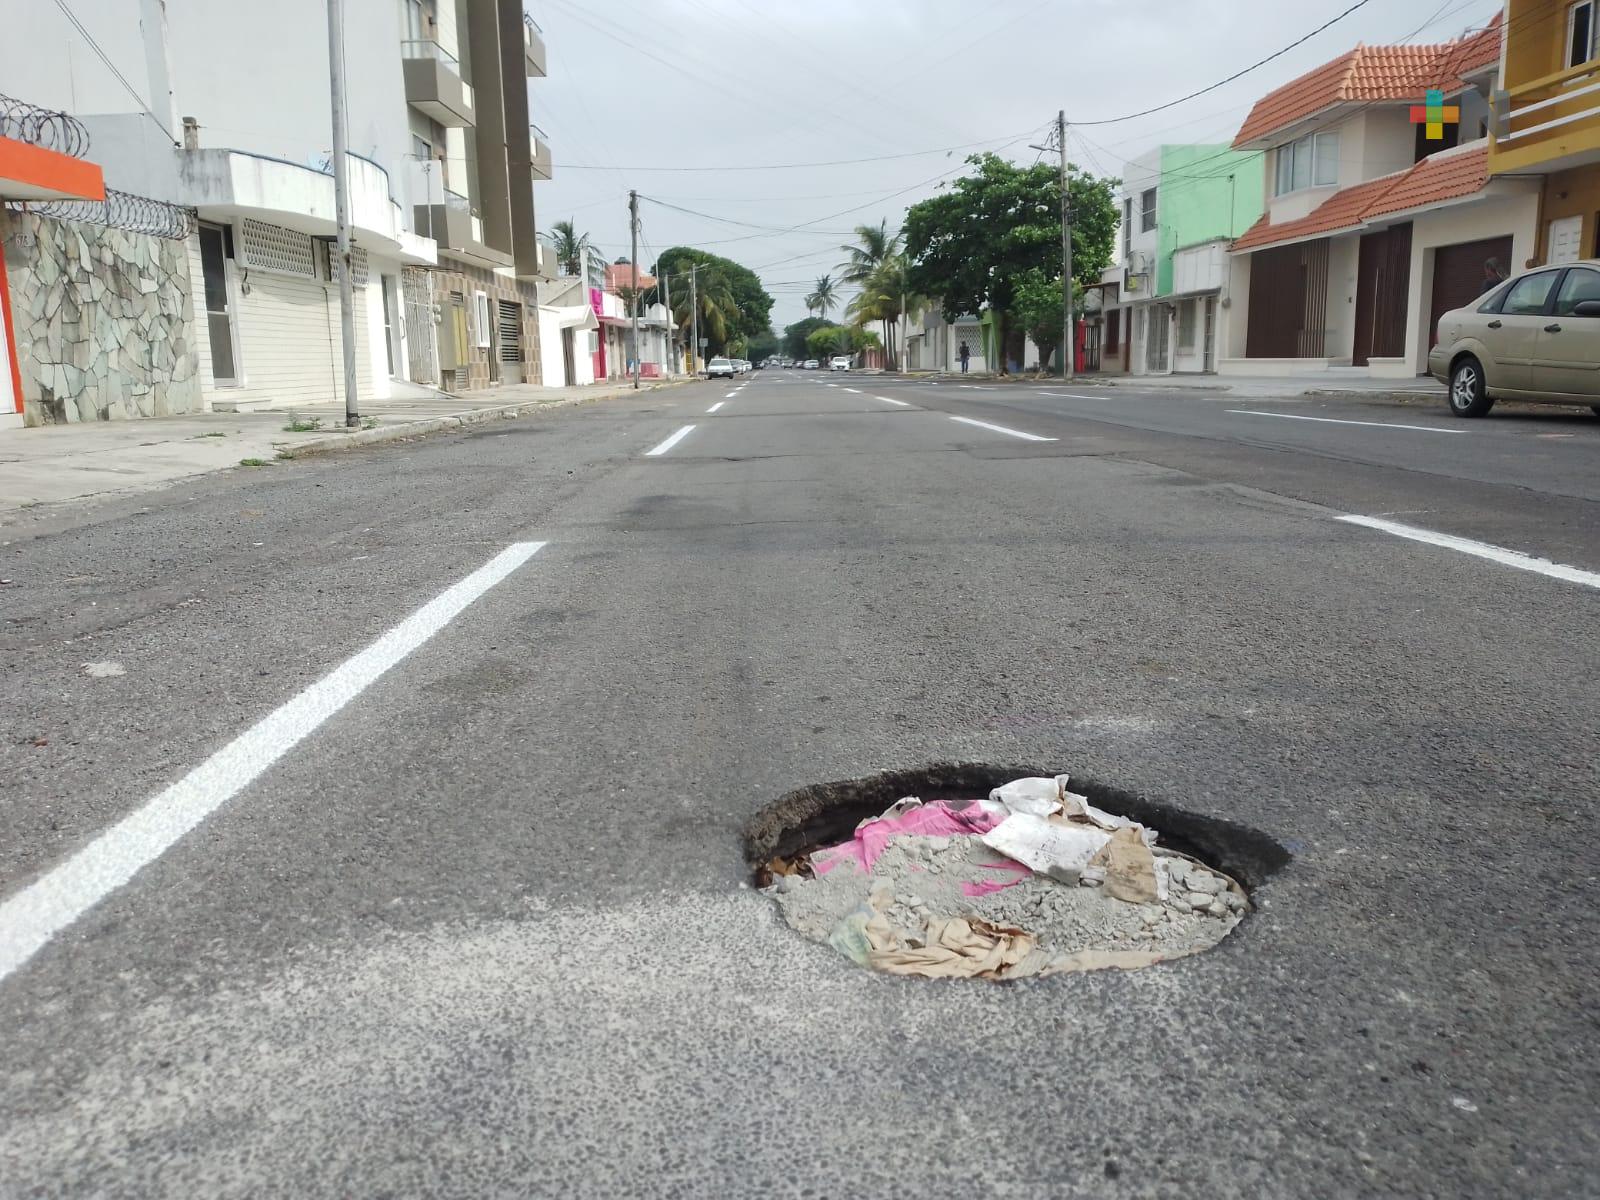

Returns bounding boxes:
[1075,0,1379,126]
[558,131,1040,173]
[49,0,177,143]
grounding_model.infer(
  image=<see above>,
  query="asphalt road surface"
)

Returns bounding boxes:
[3,370,1598,1197]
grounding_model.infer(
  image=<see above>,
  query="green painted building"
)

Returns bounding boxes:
[1148,144,1264,295]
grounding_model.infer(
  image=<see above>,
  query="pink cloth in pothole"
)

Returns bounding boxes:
[959,859,1033,896]
[811,801,1005,876]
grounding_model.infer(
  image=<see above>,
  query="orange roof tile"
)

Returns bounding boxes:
[1230,143,1490,253]
[1233,21,1501,148]
[1437,12,1502,82]
[604,263,656,291]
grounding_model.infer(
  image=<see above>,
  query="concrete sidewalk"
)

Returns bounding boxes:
[0,377,692,517]
[892,368,1446,401]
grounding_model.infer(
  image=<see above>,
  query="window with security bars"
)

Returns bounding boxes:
[240,219,315,278]
[1177,300,1196,349]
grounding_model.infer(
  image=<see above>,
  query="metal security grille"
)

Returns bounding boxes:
[1245,238,1329,359]
[331,246,370,288]
[240,219,316,278]
[401,266,437,384]
[497,299,522,363]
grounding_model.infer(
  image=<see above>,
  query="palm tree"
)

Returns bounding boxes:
[844,256,917,371]
[839,221,904,367]
[549,219,587,277]
[670,267,737,356]
[805,274,838,319]
[547,219,609,288]
[838,220,899,286]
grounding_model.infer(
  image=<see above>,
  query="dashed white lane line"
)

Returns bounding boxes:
[1337,515,1600,590]
[1038,392,1115,400]
[0,541,548,985]
[724,391,737,398]
[875,396,912,407]
[1228,409,1465,435]
[707,401,725,413]
[949,415,1057,443]
[958,384,997,391]
[645,424,697,456]
[843,387,862,394]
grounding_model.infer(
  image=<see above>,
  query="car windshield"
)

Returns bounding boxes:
[710,358,731,367]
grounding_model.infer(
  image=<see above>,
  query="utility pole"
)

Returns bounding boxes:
[689,263,700,376]
[629,189,641,389]
[661,267,673,375]
[1058,109,1074,383]
[326,0,359,426]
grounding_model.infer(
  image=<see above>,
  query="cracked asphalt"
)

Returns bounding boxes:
[2,371,1598,1197]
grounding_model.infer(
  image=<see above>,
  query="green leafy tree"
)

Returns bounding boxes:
[805,324,879,358]
[903,152,1116,372]
[782,316,832,359]
[839,221,906,368]
[804,274,839,319]
[650,247,774,358]
[1012,269,1074,373]
[748,330,781,361]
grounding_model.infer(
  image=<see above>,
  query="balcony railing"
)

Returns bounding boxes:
[401,39,459,70]
[522,11,547,77]
[401,39,474,127]
[1491,56,1600,173]
[530,123,552,179]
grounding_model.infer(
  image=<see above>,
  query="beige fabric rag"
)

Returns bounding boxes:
[865,915,1039,980]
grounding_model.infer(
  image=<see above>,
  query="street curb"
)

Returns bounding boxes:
[276,379,694,459]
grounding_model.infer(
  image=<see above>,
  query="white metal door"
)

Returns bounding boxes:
[1549,215,1583,265]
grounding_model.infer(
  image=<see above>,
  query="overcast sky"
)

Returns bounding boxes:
[532,0,1502,330]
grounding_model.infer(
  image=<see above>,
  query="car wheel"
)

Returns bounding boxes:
[1590,405,1600,417]
[1448,356,1494,418]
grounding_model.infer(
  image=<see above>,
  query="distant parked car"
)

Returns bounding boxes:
[1430,260,1600,418]
[829,356,851,371]
[803,358,819,370]
[706,357,735,379]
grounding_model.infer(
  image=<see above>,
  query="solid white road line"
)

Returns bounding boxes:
[0,541,547,985]
[949,415,1057,443]
[707,401,725,413]
[1337,515,1600,590]
[645,424,697,456]
[875,396,911,407]
[1228,409,1466,435]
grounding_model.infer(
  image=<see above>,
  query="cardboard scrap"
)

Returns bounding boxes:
[1087,826,1162,905]
[979,812,1113,883]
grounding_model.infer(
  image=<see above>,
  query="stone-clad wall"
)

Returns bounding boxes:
[1,210,200,426]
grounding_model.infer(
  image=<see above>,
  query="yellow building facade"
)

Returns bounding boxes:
[1491,1,1600,263]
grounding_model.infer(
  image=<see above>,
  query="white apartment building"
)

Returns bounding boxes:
[1,0,553,413]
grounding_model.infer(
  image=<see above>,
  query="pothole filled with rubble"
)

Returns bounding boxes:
[744,763,1290,982]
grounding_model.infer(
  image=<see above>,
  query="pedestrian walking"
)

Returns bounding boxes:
[958,340,970,374]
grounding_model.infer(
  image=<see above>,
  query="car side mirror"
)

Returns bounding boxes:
[1574,300,1600,317]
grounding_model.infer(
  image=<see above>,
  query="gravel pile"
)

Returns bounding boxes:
[768,816,1248,979]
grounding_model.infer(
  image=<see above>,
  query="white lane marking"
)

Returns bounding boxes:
[949,415,1057,443]
[1038,392,1114,400]
[826,382,840,387]
[875,396,911,407]
[1337,515,1600,590]
[645,424,697,456]
[1228,409,1465,435]
[958,384,997,391]
[707,401,725,413]
[843,387,862,394]
[724,391,737,398]
[0,541,547,985]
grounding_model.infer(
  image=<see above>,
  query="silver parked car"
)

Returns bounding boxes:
[1430,261,1600,418]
